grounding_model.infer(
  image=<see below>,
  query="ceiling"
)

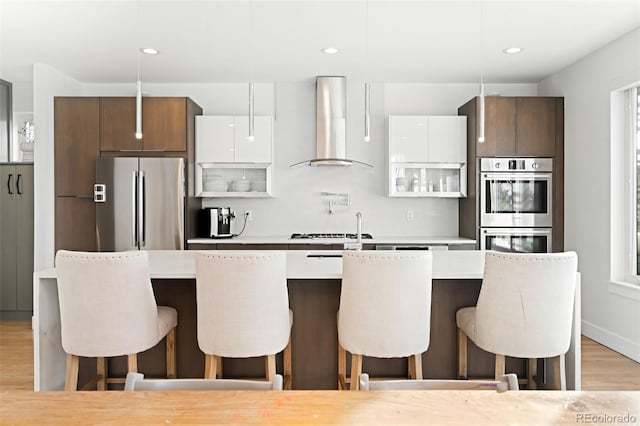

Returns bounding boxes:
[1,0,639,84]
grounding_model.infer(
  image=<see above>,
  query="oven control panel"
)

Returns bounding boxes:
[480,157,553,172]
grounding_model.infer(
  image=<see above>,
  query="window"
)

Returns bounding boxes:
[634,87,640,278]
[610,83,640,286]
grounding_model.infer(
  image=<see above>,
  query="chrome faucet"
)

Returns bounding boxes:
[345,212,364,251]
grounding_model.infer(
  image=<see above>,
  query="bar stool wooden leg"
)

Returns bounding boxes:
[412,354,423,380]
[166,327,176,379]
[204,355,218,379]
[457,328,468,379]
[528,358,538,390]
[495,354,506,380]
[350,354,363,391]
[65,354,79,392]
[127,354,138,373]
[96,357,107,391]
[408,355,415,379]
[552,354,566,390]
[216,357,223,379]
[338,344,347,390]
[266,354,277,381]
[283,338,292,390]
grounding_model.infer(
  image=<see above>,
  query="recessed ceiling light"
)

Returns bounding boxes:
[502,47,523,54]
[321,47,340,55]
[140,47,159,55]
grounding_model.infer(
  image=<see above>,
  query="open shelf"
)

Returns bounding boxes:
[389,162,467,198]
[196,163,273,198]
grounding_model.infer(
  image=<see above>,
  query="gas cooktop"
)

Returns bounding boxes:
[290,233,373,240]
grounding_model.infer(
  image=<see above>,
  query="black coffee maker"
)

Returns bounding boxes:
[198,207,235,238]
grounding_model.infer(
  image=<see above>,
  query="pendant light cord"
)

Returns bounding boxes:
[137,0,141,82]
[249,0,253,80]
[247,0,255,141]
[480,0,484,87]
[365,0,369,63]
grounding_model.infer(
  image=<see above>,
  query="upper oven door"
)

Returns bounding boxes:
[480,172,553,227]
[480,228,552,253]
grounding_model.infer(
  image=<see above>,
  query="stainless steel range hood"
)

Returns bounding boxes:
[291,76,372,168]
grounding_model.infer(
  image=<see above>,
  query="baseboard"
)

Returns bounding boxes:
[0,311,33,321]
[582,320,640,363]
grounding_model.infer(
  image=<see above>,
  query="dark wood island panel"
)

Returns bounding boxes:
[77,279,524,389]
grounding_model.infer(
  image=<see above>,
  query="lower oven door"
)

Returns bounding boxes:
[480,228,552,253]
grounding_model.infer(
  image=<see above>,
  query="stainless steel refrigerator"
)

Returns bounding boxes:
[94,157,185,251]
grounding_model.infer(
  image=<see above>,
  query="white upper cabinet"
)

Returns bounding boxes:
[388,115,466,163]
[388,115,467,198]
[389,116,428,162]
[196,116,235,162]
[233,116,272,163]
[196,115,273,163]
[427,116,466,163]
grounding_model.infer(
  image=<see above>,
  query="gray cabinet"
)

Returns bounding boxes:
[0,164,34,319]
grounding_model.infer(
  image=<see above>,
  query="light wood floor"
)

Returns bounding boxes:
[1,321,639,391]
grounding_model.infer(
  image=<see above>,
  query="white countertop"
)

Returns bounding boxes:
[36,250,485,280]
[188,236,476,245]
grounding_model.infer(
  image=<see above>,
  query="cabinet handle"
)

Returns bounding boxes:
[16,174,22,194]
[7,174,13,195]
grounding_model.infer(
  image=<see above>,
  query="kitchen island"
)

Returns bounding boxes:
[33,250,581,391]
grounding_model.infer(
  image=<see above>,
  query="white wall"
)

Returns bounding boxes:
[34,75,536,268]
[538,28,640,362]
[32,64,83,271]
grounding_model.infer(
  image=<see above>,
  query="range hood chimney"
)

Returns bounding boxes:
[291,76,372,167]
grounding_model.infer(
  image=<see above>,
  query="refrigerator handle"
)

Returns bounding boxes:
[132,170,138,247]
[139,170,146,247]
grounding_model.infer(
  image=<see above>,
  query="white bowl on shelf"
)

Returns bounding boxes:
[204,179,228,192]
[233,179,251,192]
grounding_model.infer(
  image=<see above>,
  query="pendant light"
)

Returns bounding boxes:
[478,0,485,144]
[246,0,255,142]
[247,82,255,142]
[135,0,143,140]
[136,75,142,140]
[363,0,371,142]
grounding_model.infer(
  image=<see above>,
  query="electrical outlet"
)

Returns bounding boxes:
[406,210,414,221]
[245,210,253,221]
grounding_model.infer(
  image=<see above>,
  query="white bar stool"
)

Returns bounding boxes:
[195,252,293,389]
[338,251,433,391]
[456,251,578,390]
[55,250,177,391]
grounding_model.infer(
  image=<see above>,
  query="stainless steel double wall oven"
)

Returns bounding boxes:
[479,158,553,253]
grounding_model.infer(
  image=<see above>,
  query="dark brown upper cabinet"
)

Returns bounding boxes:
[54,97,100,196]
[142,97,187,152]
[462,96,559,158]
[100,97,188,152]
[476,97,516,157]
[99,97,140,151]
[515,97,556,157]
